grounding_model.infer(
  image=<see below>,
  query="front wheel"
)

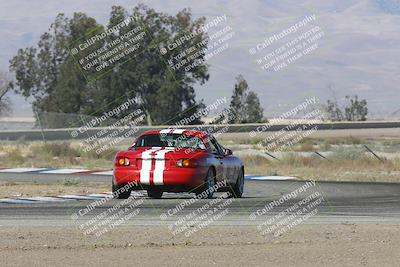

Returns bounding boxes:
[229,168,244,198]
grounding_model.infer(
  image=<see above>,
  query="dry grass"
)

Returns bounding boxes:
[0,142,119,170]
[0,182,109,198]
[240,153,400,183]
[1,139,399,183]
[219,135,400,153]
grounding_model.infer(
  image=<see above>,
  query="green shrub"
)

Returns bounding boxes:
[31,142,80,158]
[62,178,80,186]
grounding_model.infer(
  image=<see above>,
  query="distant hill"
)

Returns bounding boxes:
[0,0,399,118]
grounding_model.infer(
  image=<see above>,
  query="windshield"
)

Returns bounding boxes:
[134,134,206,150]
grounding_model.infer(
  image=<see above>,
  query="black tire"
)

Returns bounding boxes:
[147,188,163,199]
[196,168,215,199]
[112,181,131,199]
[230,168,244,198]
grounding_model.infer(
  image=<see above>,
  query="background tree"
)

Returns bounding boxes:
[344,95,368,121]
[325,95,368,121]
[9,13,100,115]
[0,70,12,115]
[245,91,264,123]
[228,75,248,123]
[9,5,209,126]
[325,99,343,121]
[227,75,264,123]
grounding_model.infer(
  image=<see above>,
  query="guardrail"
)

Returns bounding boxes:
[0,121,399,141]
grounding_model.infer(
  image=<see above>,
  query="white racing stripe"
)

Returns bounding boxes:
[172,129,186,134]
[159,129,172,134]
[160,129,187,134]
[153,148,174,185]
[140,147,162,184]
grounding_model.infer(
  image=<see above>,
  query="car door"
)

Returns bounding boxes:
[208,137,226,182]
[214,139,237,184]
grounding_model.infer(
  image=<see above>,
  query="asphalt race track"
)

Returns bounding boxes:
[0,175,399,227]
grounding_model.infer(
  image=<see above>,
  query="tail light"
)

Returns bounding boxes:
[115,156,136,167]
[176,159,198,168]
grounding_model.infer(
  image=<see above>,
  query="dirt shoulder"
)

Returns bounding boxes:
[0,182,109,198]
[0,224,399,266]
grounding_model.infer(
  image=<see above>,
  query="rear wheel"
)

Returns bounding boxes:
[230,168,244,198]
[147,188,163,199]
[196,168,215,199]
[112,181,131,199]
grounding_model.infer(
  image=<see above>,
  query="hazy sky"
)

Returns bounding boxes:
[1,0,400,118]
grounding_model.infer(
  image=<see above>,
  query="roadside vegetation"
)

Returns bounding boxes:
[0,136,399,183]
[240,153,399,183]
[0,141,121,170]
[0,182,109,198]
[224,136,400,182]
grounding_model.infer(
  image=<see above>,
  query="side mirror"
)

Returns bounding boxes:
[224,148,232,156]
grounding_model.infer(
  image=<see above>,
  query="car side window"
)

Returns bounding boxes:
[209,138,223,155]
[215,140,225,155]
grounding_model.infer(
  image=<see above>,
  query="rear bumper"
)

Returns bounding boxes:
[113,167,208,190]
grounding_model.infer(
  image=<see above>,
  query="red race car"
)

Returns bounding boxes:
[113,129,244,199]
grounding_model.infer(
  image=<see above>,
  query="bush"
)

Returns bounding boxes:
[31,142,80,158]
[62,178,80,186]
[299,142,315,152]
[329,146,365,161]
[83,147,119,160]
[280,152,319,167]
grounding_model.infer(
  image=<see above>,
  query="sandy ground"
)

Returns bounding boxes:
[0,224,399,266]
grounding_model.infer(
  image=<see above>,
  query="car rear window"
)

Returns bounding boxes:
[134,134,206,150]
